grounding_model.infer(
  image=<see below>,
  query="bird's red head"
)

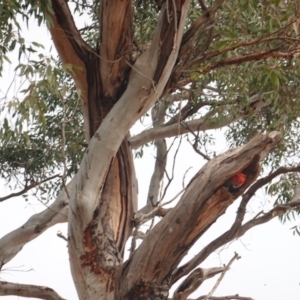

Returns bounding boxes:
[231,173,246,188]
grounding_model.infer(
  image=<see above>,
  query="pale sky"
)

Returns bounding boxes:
[1,11,300,300]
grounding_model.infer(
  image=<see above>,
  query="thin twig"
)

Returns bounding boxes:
[57,231,68,242]
[0,174,61,202]
[203,252,241,300]
[60,94,70,199]
[161,188,186,207]
[160,136,182,201]
[187,130,211,161]
[182,166,192,189]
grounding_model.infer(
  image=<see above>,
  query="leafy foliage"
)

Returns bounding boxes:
[0,54,84,199]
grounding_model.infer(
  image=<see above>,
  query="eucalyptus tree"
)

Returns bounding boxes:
[1,0,300,299]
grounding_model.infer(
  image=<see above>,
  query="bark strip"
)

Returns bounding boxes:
[118,132,281,298]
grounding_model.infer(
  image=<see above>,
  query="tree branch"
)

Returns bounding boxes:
[130,110,231,149]
[195,295,254,300]
[50,0,91,56]
[121,132,281,291]
[46,0,91,138]
[0,180,72,269]
[181,0,225,46]
[170,296,253,300]
[67,0,189,237]
[68,1,191,297]
[203,252,240,300]
[173,267,224,300]
[134,206,172,227]
[47,0,90,81]
[0,174,61,202]
[99,0,133,98]
[130,92,267,149]
[186,126,211,160]
[178,0,225,66]
[144,101,168,213]
[171,165,300,284]
[164,99,207,126]
[201,36,298,65]
[0,280,66,300]
[236,198,300,238]
[182,14,299,72]
[199,49,298,74]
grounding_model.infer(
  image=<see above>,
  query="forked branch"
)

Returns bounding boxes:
[203,252,240,300]
[171,166,300,283]
[130,92,266,149]
[236,198,300,237]
[121,132,281,293]
[173,267,224,300]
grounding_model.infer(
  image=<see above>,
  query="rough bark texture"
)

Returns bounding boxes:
[46,1,136,298]
[45,0,191,298]
[99,0,133,101]
[116,132,281,299]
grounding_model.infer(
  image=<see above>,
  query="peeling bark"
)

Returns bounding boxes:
[117,132,281,299]
[171,166,300,284]
[52,1,192,298]
[47,0,90,139]
[99,0,133,100]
